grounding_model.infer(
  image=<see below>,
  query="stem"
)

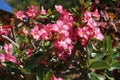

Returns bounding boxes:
[1,35,19,48]
[28,35,36,50]
[11,27,16,42]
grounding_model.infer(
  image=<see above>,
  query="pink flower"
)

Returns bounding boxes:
[52,20,70,37]
[54,37,72,50]
[94,28,104,41]
[0,25,11,36]
[77,27,89,40]
[59,38,71,49]
[4,44,12,53]
[55,5,63,13]
[59,10,74,25]
[39,24,52,40]
[1,44,17,63]
[86,18,97,28]
[30,26,41,40]
[92,9,100,20]
[0,54,5,62]
[40,6,47,15]
[51,20,64,32]
[22,27,28,36]
[15,10,26,20]
[0,53,17,63]
[39,28,49,40]
[5,53,17,63]
[84,11,92,22]
[50,75,63,80]
[26,48,33,56]
[26,5,38,18]
[80,38,88,46]
[54,37,73,61]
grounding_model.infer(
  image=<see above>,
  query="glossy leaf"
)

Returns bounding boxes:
[89,61,110,69]
[103,36,112,52]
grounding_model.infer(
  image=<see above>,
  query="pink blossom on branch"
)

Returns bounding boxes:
[92,9,100,20]
[5,53,17,63]
[53,36,73,61]
[94,27,104,41]
[22,27,28,36]
[55,5,63,13]
[40,6,47,15]
[83,10,104,42]
[0,25,11,36]
[30,26,41,40]
[39,24,50,40]
[15,10,26,20]
[84,11,92,22]
[4,44,17,63]
[26,5,38,18]
[4,43,12,54]
[26,48,33,56]
[0,44,17,63]
[0,54,5,62]
[54,37,72,50]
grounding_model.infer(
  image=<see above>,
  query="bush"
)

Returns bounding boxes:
[0,0,120,80]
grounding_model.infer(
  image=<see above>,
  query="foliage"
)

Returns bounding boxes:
[0,0,120,80]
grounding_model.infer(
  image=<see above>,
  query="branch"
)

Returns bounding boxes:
[1,35,19,48]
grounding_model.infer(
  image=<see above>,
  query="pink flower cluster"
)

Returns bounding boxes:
[30,24,51,40]
[0,25,11,36]
[77,9,104,46]
[52,5,74,61]
[15,5,104,61]
[0,25,12,41]
[30,5,74,61]
[0,44,17,63]
[26,5,39,18]
[15,5,47,20]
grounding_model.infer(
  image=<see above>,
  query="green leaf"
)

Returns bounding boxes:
[89,61,110,69]
[45,71,53,80]
[105,56,112,64]
[93,53,105,60]
[84,0,91,9]
[79,0,83,5]
[91,42,97,51]
[45,41,50,47]
[103,36,112,52]
[111,61,120,69]
[88,72,105,80]
[47,8,52,14]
